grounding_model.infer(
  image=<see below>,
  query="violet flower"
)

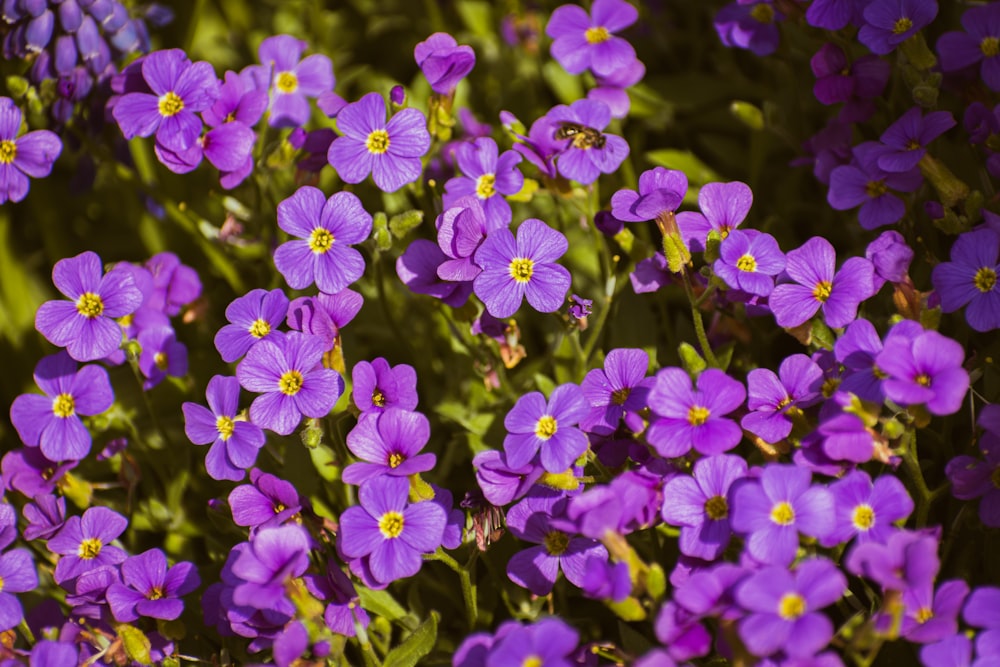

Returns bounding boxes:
[48,506,128,583]
[137,325,187,390]
[878,107,956,173]
[106,548,200,622]
[741,354,824,443]
[876,328,969,416]
[229,469,303,531]
[579,347,655,435]
[0,97,62,204]
[0,548,38,631]
[435,197,502,282]
[231,524,311,615]
[286,288,364,349]
[822,470,914,547]
[714,1,783,57]
[827,141,923,230]
[414,32,476,95]
[937,3,1000,91]
[255,35,334,128]
[343,409,437,485]
[503,383,590,473]
[646,368,746,458]
[396,239,475,307]
[545,0,638,77]
[547,99,629,185]
[662,454,748,560]
[610,167,687,223]
[183,375,266,482]
[443,138,523,230]
[352,358,419,415]
[931,227,1000,333]
[714,229,786,297]
[676,180,752,252]
[858,0,938,55]
[214,288,290,363]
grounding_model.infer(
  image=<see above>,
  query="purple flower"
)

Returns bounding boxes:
[546,0,638,77]
[485,618,579,667]
[214,288,289,363]
[662,455,748,560]
[10,351,113,462]
[811,44,890,109]
[714,1,783,57]
[473,218,571,318]
[714,230,786,297]
[327,92,430,192]
[256,35,334,128]
[508,112,563,179]
[876,328,969,416]
[676,180,752,252]
[806,0,866,30]
[931,228,1000,332]
[48,506,128,584]
[867,229,914,289]
[631,252,671,294]
[611,167,687,223]
[112,48,219,152]
[964,585,1000,659]
[338,476,446,586]
[273,187,373,295]
[106,548,199,622]
[730,464,834,566]
[231,524,311,614]
[0,97,61,204]
[443,138,523,230]
[503,383,590,473]
[435,198,501,282]
[937,3,1000,91]
[878,107,956,173]
[741,354,824,443]
[646,368,746,458]
[769,236,875,328]
[229,469,303,531]
[735,558,846,658]
[858,0,938,55]
[898,580,969,644]
[946,416,1000,528]
[343,409,437,485]
[828,141,923,230]
[23,494,66,541]
[137,326,187,390]
[579,347,655,435]
[0,548,38,631]
[588,58,646,119]
[305,562,369,637]
[236,332,344,436]
[547,99,629,184]
[414,32,476,95]
[351,358,418,415]
[846,528,940,592]
[920,634,973,667]
[183,375,266,482]
[1,447,76,498]
[286,288,363,349]
[202,69,269,129]
[473,449,543,507]
[822,470,914,547]
[35,251,143,362]
[397,239,475,307]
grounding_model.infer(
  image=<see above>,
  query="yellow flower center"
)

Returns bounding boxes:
[509,257,534,283]
[76,292,105,319]
[821,377,840,398]
[535,415,558,440]
[216,415,235,441]
[372,389,387,407]
[154,352,169,371]
[118,313,134,328]
[705,495,729,520]
[585,26,610,44]
[0,575,4,593]
[982,37,1000,57]
[916,607,934,624]
[366,129,390,155]
[78,538,102,559]
[52,393,75,418]
[974,267,997,293]
[158,91,185,117]
[544,530,569,556]
[523,657,543,667]
[915,373,932,387]
[751,4,775,23]
[865,180,888,198]
[249,318,271,338]
[309,227,334,254]
[148,586,164,601]
[736,254,757,272]
[276,71,298,94]
[476,173,496,199]
[388,452,404,468]
[770,501,795,525]
[279,370,304,396]
[611,387,631,405]
[274,503,286,514]
[378,511,405,538]
[852,504,875,531]
[778,593,806,620]
[687,405,711,426]
[893,17,913,34]
[813,280,833,303]
[0,140,16,164]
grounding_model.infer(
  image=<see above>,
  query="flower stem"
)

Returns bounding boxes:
[431,548,479,630]
[681,268,719,368]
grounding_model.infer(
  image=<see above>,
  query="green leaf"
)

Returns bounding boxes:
[542,61,584,106]
[118,625,152,665]
[383,611,439,667]
[645,149,721,186]
[678,342,706,376]
[456,1,494,37]
[358,586,410,624]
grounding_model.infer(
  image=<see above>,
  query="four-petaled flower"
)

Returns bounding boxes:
[256,34,334,128]
[106,548,200,622]
[546,0,639,77]
[503,383,590,473]
[931,227,1000,332]
[646,368,746,458]
[48,506,128,583]
[183,375,266,481]
[0,97,61,204]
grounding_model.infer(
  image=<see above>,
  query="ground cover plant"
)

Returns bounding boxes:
[1,0,999,665]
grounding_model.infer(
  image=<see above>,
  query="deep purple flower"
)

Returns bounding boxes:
[822,470,913,547]
[112,48,219,152]
[1,447,76,498]
[662,455,748,560]
[285,288,363,345]
[611,167,687,223]
[351,358,418,415]
[327,92,430,192]
[435,198,501,283]
[485,618,579,667]
[730,464,835,566]
[396,239,475,307]
[338,476,446,586]
[10,351,113,462]
[106,548,200,622]
[834,319,889,403]
[646,368,745,458]
[946,409,1000,528]
[231,524,311,614]
[414,32,476,94]
[273,187,373,295]
[236,332,344,436]
[183,375,266,482]
[443,138,523,230]
[858,0,938,55]
[48,506,128,583]
[876,328,969,416]
[35,251,143,362]
[579,347,655,435]
[964,585,1000,661]
[503,383,590,472]
[827,141,923,230]
[215,289,290,363]
[546,0,638,77]
[806,0,866,30]
[0,97,61,203]
[867,229,914,289]
[343,409,437,485]
[0,548,38,631]
[256,35,334,128]
[547,99,629,184]
[735,558,846,658]
[741,354,824,443]
[630,252,671,294]
[846,528,940,592]
[769,236,875,328]
[714,229,786,297]
[676,180,752,252]
[931,228,1000,332]
[137,326,187,390]
[937,4,1000,91]
[920,634,973,667]
[878,107,956,173]
[290,127,337,173]
[811,44,890,111]
[714,1,783,57]
[473,218,571,318]
[229,469,303,530]
[28,640,80,667]
[23,494,66,542]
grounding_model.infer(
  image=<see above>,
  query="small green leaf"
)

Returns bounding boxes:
[383,611,439,667]
[5,76,29,99]
[646,563,667,601]
[730,100,764,131]
[678,342,706,376]
[607,597,647,621]
[645,149,721,185]
[388,209,425,238]
[456,1,494,37]
[810,318,836,351]
[118,625,152,665]
[542,61,584,106]
[358,586,410,624]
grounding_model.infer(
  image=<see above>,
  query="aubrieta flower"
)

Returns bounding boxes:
[483,618,580,667]
[937,3,1000,91]
[828,141,924,230]
[714,230,786,297]
[230,524,310,615]
[1,447,76,498]
[215,288,290,363]
[931,227,1000,332]
[236,331,344,436]
[610,167,687,223]
[10,351,113,462]
[730,463,834,566]
[474,218,571,318]
[714,1,783,57]
[112,48,220,152]
[137,326,187,390]
[769,236,875,328]
[821,470,914,547]
[23,494,66,542]
[0,547,38,631]
[414,32,476,95]
[343,408,437,485]
[833,319,888,403]
[286,288,364,352]
[546,0,638,77]
[806,0,866,30]
[858,0,938,55]
[338,475,446,586]
[435,197,502,283]
[106,548,200,622]
[588,58,646,119]
[897,580,969,644]
[846,528,940,592]
[867,229,915,290]
[183,375,266,482]
[255,35,334,128]
[507,111,563,179]
[0,97,62,204]
[735,558,846,659]
[742,354,824,443]
[646,368,746,458]
[876,328,969,416]
[229,469,303,531]
[273,186,373,295]
[946,408,1000,527]
[326,92,431,192]
[473,449,544,507]
[35,251,143,362]
[662,455,748,561]
[503,383,590,472]
[352,358,418,415]
[964,586,1000,658]
[443,138,524,230]
[397,239,475,307]
[878,107,956,173]
[48,506,128,583]
[548,99,629,184]
[579,347,655,435]
[810,44,890,117]
[676,180,752,252]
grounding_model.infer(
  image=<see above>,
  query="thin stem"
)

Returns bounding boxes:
[430,548,478,630]
[680,268,719,368]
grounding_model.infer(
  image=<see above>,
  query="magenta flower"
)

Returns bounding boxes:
[443,138,524,230]
[35,251,144,362]
[256,34,334,128]
[822,470,914,547]
[876,328,970,416]
[0,548,38,631]
[397,239,475,307]
[327,92,430,192]
[215,288,290,363]
[10,351,112,462]
[0,97,61,204]
[273,187,373,295]
[183,375,266,481]
[343,409,437,485]
[646,368,746,458]
[435,198,501,283]
[351,358,419,415]
[137,326,187,390]
[846,528,940,592]
[931,228,1000,332]
[106,548,200,622]
[231,524,311,614]
[546,0,638,77]
[414,32,476,94]
[662,454,748,561]
[473,218,571,318]
[48,506,128,583]
[548,99,629,184]
[485,618,580,667]
[502,383,590,472]
[229,469,302,531]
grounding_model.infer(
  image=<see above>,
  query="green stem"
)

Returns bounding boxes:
[899,429,936,527]
[430,548,478,630]
[681,269,719,368]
